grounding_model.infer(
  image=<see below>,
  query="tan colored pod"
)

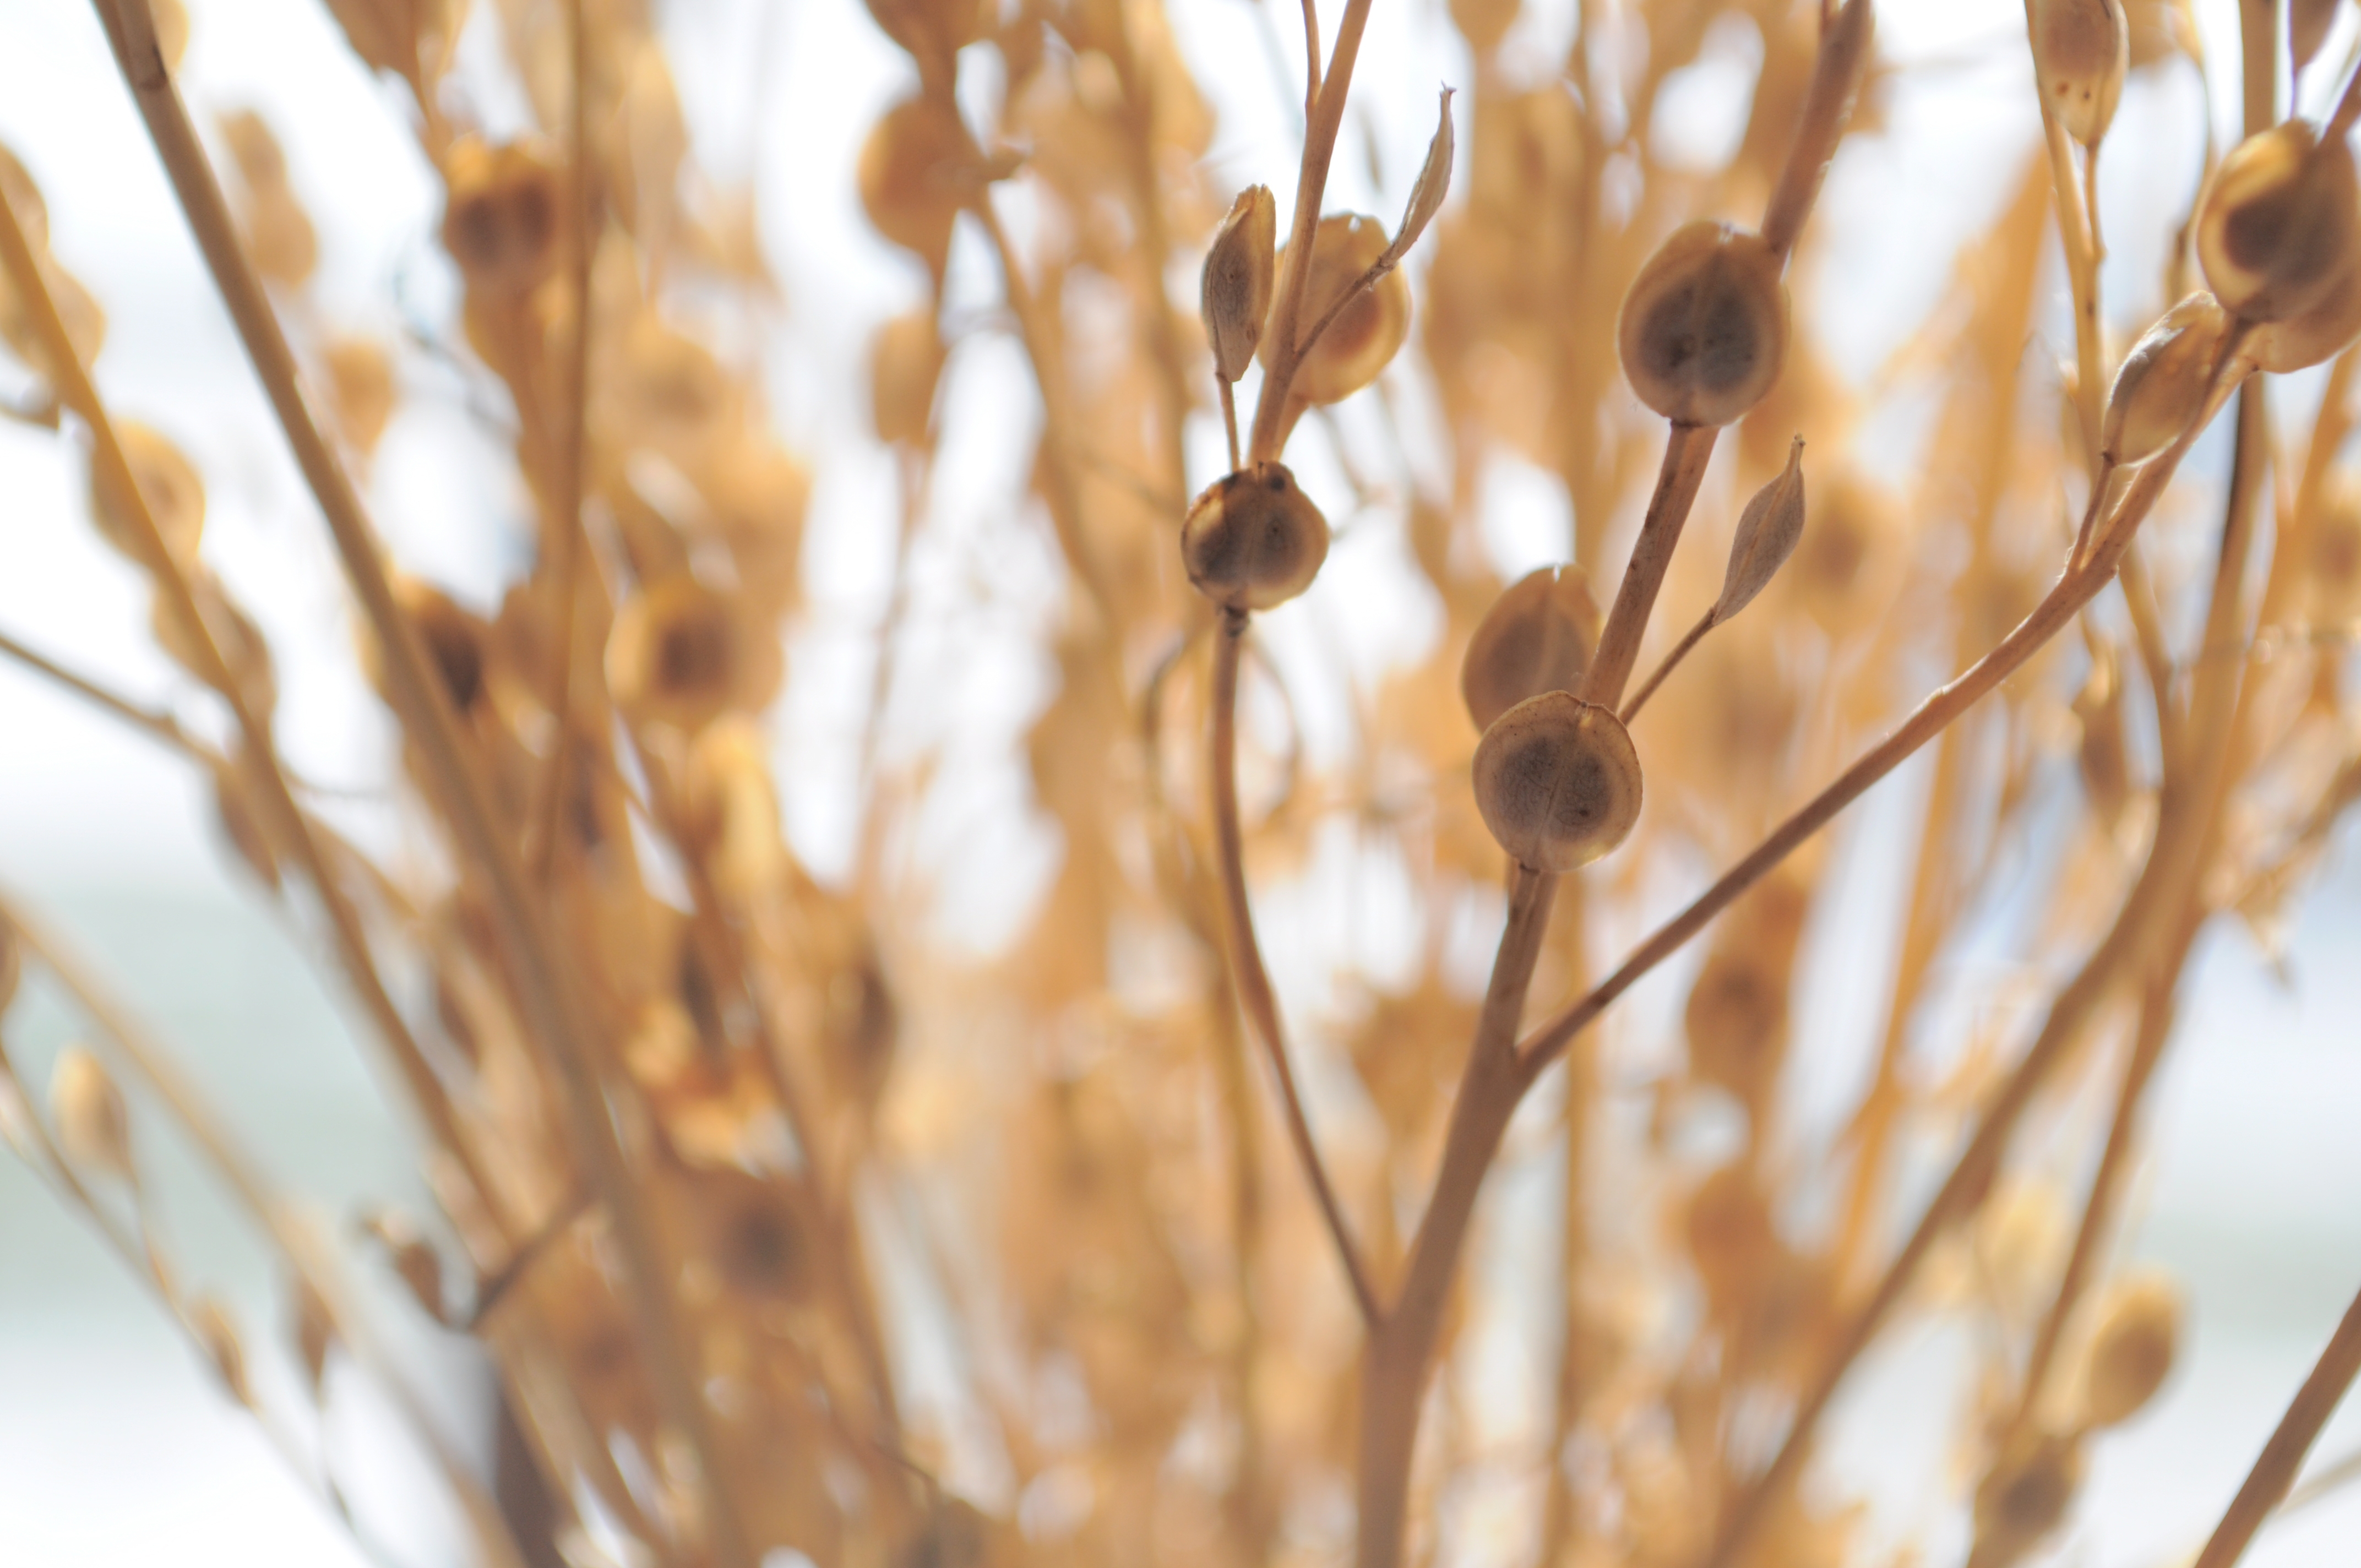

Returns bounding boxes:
[1472,692,1643,873]
[2101,291,2229,464]
[858,95,972,279]
[1265,214,1410,405]
[2196,121,2360,324]
[1181,462,1330,611]
[91,420,205,569]
[1460,565,1601,732]
[1618,220,1789,427]
[2031,0,2128,148]
[2243,247,2361,373]
[608,575,750,732]
[1972,1432,2084,1566]
[52,1045,133,1181]
[2082,1273,2182,1427]
[871,307,946,446]
[1202,185,1276,384]
[441,138,563,299]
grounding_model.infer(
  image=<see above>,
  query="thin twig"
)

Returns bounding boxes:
[1618,609,1711,725]
[0,625,194,754]
[2189,1279,2361,1568]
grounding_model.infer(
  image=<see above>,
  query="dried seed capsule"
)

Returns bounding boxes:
[2083,1273,2182,1427]
[2101,292,2231,464]
[1618,220,1790,427]
[1460,565,1602,732]
[92,420,205,570]
[52,1046,133,1181]
[2031,0,2129,149]
[1180,463,1330,611]
[2243,247,2361,373]
[1972,1433,2083,1567]
[687,1167,817,1307]
[608,575,752,732]
[1202,186,1276,384]
[858,95,973,280]
[1265,214,1410,406]
[2196,121,2360,324]
[441,139,563,299]
[1714,435,1807,623]
[1472,692,1643,873]
[323,335,396,456]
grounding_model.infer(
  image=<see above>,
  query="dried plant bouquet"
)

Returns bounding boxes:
[5,0,2361,1565]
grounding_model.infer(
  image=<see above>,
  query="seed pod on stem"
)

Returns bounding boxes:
[1472,692,1643,874]
[1460,565,1602,733]
[2101,292,2231,464]
[2082,1273,2182,1427]
[441,139,563,300]
[1264,214,1410,406]
[858,95,974,282]
[2031,0,2129,149]
[1971,1431,2084,1568]
[1181,463,1329,611]
[2292,0,2343,80]
[1618,221,1789,427]
[2195,121,2360,324]
[2242,247,2361,372]
[187,1294,252,1406]
[52,1045,133,1182]
[1202,185,1276,384]
[1713,435,1808,623]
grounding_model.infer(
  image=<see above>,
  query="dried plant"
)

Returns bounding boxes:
[6,1,2361,1566]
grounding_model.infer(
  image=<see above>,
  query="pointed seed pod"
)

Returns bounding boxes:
[1461,565,1602,732]
[1202,186,1276,383]
[2083,1273,2182,1427]
[441,139,563,300]
[187,1294,252,1405]
[1374,90,1456,275]
[1472,692,1643,873]
[2031,0,2129,148]
[52,1046,133,1182]
[2196,121,2360,323]
[1265,214,1410,405]
[2101,292,2231,464]
[1619,221,1790,427]
[1715,435,1807,623]
[1181,463,1330,611]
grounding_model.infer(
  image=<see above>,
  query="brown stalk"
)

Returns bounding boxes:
[1618,608,1711,725]
[0,624,195,755]
[2189,1280,2361,1568]
[81,8,754,1561]
[0,159,506,1250]
[1209,612,1380,1324]
[1586,424,1718,710]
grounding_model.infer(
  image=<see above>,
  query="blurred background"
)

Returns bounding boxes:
[4,0,2361,1564]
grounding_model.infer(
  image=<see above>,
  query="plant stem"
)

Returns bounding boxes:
[82,10,753,1561]
[0,625,194,754]
[1209,611,1380,1324]
[1619,609,1712,725]
[1584,423,1717,710]
[2190,1280,2361,1568]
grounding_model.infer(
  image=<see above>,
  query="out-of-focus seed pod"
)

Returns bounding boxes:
[154,577,278,723]
[1972,1433,2084,1568]
[292,1275,335,1398]
[858,95,973,281]
[1714,435,1808,623]
[1460,565,1602,732]
[52,1046,133,1182]
[92,421,205,570]
[871,307,946,447]
[864,0,987,67]
[1472,692,1643,873]
[0,143,46,252]
[1451,0,1520,56]
[681,719,788,901]
[1684,1162,1777,1311]
[2292,0,2344,77]
[2243,247,2361,373]
[1265,214,1410,405]
[323,336,396,456]
[379,576,489,716]
[322,0,455,82]
[151,0,190,69]
[1180,464,1330,611]
[608,575,747,732]
[688,1167,818,1308]
[2083,1273,2183,1427]
[1618,220,1789,427]
[2196,121,2360,324]
[219,110,291,198]
[2305,477,2361,629]
[2031,0,2129,148]
[2101,292,2230,464]
[1684,872,1809,1111]
[363,1208,448,1322]
[441,139,563,300]
[187,1295,252,1406]
[1202,186,1276,384]
[211,752,281,890]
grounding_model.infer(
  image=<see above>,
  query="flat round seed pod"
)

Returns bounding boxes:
[1265,214,1410,406]
[441,139,563,299]
[1460,565,1601,732]
[2083,1274,2182,1427]
[2197,121,2360,324]
[1618,220,1789,427]
[1181,463,1330,611]
[1472,692,1643,873]
[858,95,972,280]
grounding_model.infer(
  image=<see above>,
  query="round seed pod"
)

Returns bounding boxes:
[1618,220,1790,427]
[1460,565,1602,732]
[608,575,750,732]
[858,95,972,280]
[2196,121,2360,324]
[1472,692,1643,873]
[2083,1273,2182,1427]
[1972,1433,2083,1565]
[2031,0,2129,149]
[441,139,563,299]
[1264,214,1410,406]
[2243,245,2361,373]
[2101,292,2230,465]
[1180,463,1330,611]
[91,420,205,569]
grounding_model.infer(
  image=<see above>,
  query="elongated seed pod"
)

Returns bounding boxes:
[1619,221,1789,427]
[2101,292,2230,464]
[1472,692,1643,873]
[1203,186,1276,384]
[2031,0,2129,148]
[1715,436,1807,622]
[2083,1274,2183,1427]
[2196,121,2360,323]
[1461,565,1602,732]
[1182,464,1329,610]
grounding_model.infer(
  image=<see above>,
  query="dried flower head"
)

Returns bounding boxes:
[2196,120,2360,323]
[1460,565,1602,732]
[1472,692,1643,873]
[1202,185,1276,384]
[1267,213,1411,405]
[1619,220,1789,427]
[2101,292,2231,464]
[1180,463,1330,611]
[441,138,563,299]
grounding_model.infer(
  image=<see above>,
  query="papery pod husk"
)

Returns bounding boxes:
[441,138,563,301]
[1180,462,1330,611]
[2101,291,2229,463]
[2243,251,2361,373]
[1265,214,1410,406]
[153,576,278,725]
[2030,0,2128,147]
[1472,691,1643,873]
[858,94,974,281]
[2196,121,2360,324]
[1201,186,1275,384]
[1713,435,1807,622]
[322,0,466,85]
[52,1045,133,1181]
[1619,220,1790,427]
[2082,1272,2182,1427]
[91,421,205,570]
[1971,1432,2084,1568]
[1460,565,1601,732]
[608,574,778,732]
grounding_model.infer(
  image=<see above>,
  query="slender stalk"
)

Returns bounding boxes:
[81,12,753,1561]
[0,625,193,754]
[1209,612,1380,1324]
[1619,609,1711,725]
[2189,1280,2361,1568]
[1584,424,1716,710]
